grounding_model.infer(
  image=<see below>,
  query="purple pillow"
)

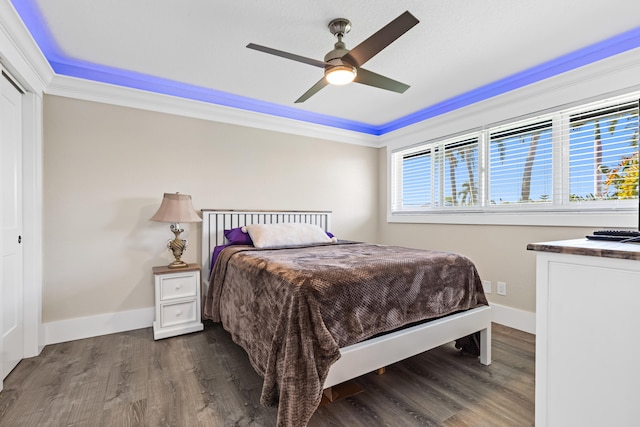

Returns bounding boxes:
[224,227,253,245]
[210,228,254,274]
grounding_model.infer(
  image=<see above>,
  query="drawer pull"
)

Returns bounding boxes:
[175,284,182,290]
[176,310,182,316]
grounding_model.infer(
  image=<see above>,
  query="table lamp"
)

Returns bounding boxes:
[151,193,202,268]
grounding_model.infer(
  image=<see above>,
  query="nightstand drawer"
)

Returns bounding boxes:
[159,300,197,328]
[159,274,197,300]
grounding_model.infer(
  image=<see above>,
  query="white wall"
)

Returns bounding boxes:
[42,95,378,330]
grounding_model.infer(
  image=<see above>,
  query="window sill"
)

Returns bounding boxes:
[388,209,639,228]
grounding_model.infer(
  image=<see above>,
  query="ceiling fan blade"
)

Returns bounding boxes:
[343,11,419,67]
[246,43,327,68]
[354,68,409,93]
[295,78,329,103]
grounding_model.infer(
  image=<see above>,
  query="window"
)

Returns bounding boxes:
[443,138,479,207]
[567,101,639,202]
[489,120,552,205]
[394,136,479,210]
[402,149,433,208]
[391,95,639,220]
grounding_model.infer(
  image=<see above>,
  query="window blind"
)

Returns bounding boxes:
[565,100,638,203]
[402,150,432,208]
[442,138,479,207]
[390,93,639,214]
[488,120,553,205]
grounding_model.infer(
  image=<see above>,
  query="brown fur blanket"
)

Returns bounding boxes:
[203,242,487,426]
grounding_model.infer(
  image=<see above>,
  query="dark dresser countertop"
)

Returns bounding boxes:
[527,238,640,261]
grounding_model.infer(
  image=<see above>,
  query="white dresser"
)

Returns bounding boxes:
[152,263,203,340]
[528,239,640,427]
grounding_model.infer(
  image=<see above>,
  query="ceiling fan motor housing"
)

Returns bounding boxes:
[324,48,352,67]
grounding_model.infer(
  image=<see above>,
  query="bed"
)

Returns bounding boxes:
[201,210,491,427]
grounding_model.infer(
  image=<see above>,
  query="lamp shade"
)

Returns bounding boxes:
[151,193,202,223]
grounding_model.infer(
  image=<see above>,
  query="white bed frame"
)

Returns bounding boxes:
[201,209,491,389]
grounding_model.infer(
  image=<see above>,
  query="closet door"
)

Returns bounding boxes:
[1,69,24,380]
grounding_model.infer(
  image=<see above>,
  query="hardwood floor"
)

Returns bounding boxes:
[0,322,534,426]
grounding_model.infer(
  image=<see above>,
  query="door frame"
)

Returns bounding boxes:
[21,90,44,357]
[1,0,63,391]
[0,51,45,393]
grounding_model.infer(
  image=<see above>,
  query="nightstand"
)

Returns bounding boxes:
[152,263,203,340]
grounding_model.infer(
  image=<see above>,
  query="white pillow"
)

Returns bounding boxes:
[242,223,336,249]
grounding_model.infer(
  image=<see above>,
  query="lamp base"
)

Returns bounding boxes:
[166,224,189,269]
[167,260,189,269]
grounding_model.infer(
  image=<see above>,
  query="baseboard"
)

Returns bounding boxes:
[43,303,534,345]
[44,307,155,345]
[490,303,536,335]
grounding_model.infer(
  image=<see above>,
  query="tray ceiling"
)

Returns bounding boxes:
[11,0,640,135]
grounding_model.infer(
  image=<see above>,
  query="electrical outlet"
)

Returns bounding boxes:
[482,280,492,294]
[497,281,507,295]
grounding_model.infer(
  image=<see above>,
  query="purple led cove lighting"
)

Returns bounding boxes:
[379,26,640,134]
[49,59,377,134]
[9,0,61,62]
[9,0,375,134]
[10,0,640,135]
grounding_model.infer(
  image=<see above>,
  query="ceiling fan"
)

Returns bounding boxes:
[246,11,419,103]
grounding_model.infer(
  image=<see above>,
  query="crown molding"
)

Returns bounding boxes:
[0,0,52,94]
[3,0,380,147]
[46,74,381,147]
[379,47,640,150]
[7,0,639,149]
[45,43,640,150]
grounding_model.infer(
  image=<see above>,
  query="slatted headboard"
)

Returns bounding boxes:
[200,209,332,286]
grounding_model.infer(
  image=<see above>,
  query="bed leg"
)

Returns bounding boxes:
[323,387,338,402]
[320,382,364,406]
[479,324,492,365]
[375,367,386,375]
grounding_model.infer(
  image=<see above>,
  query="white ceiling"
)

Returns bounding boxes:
[15,0,640,132]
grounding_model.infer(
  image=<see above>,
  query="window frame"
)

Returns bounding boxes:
[388,93,640,228]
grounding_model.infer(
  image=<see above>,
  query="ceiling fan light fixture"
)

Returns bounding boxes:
[325,65,357,85]
[247,11,418,102]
